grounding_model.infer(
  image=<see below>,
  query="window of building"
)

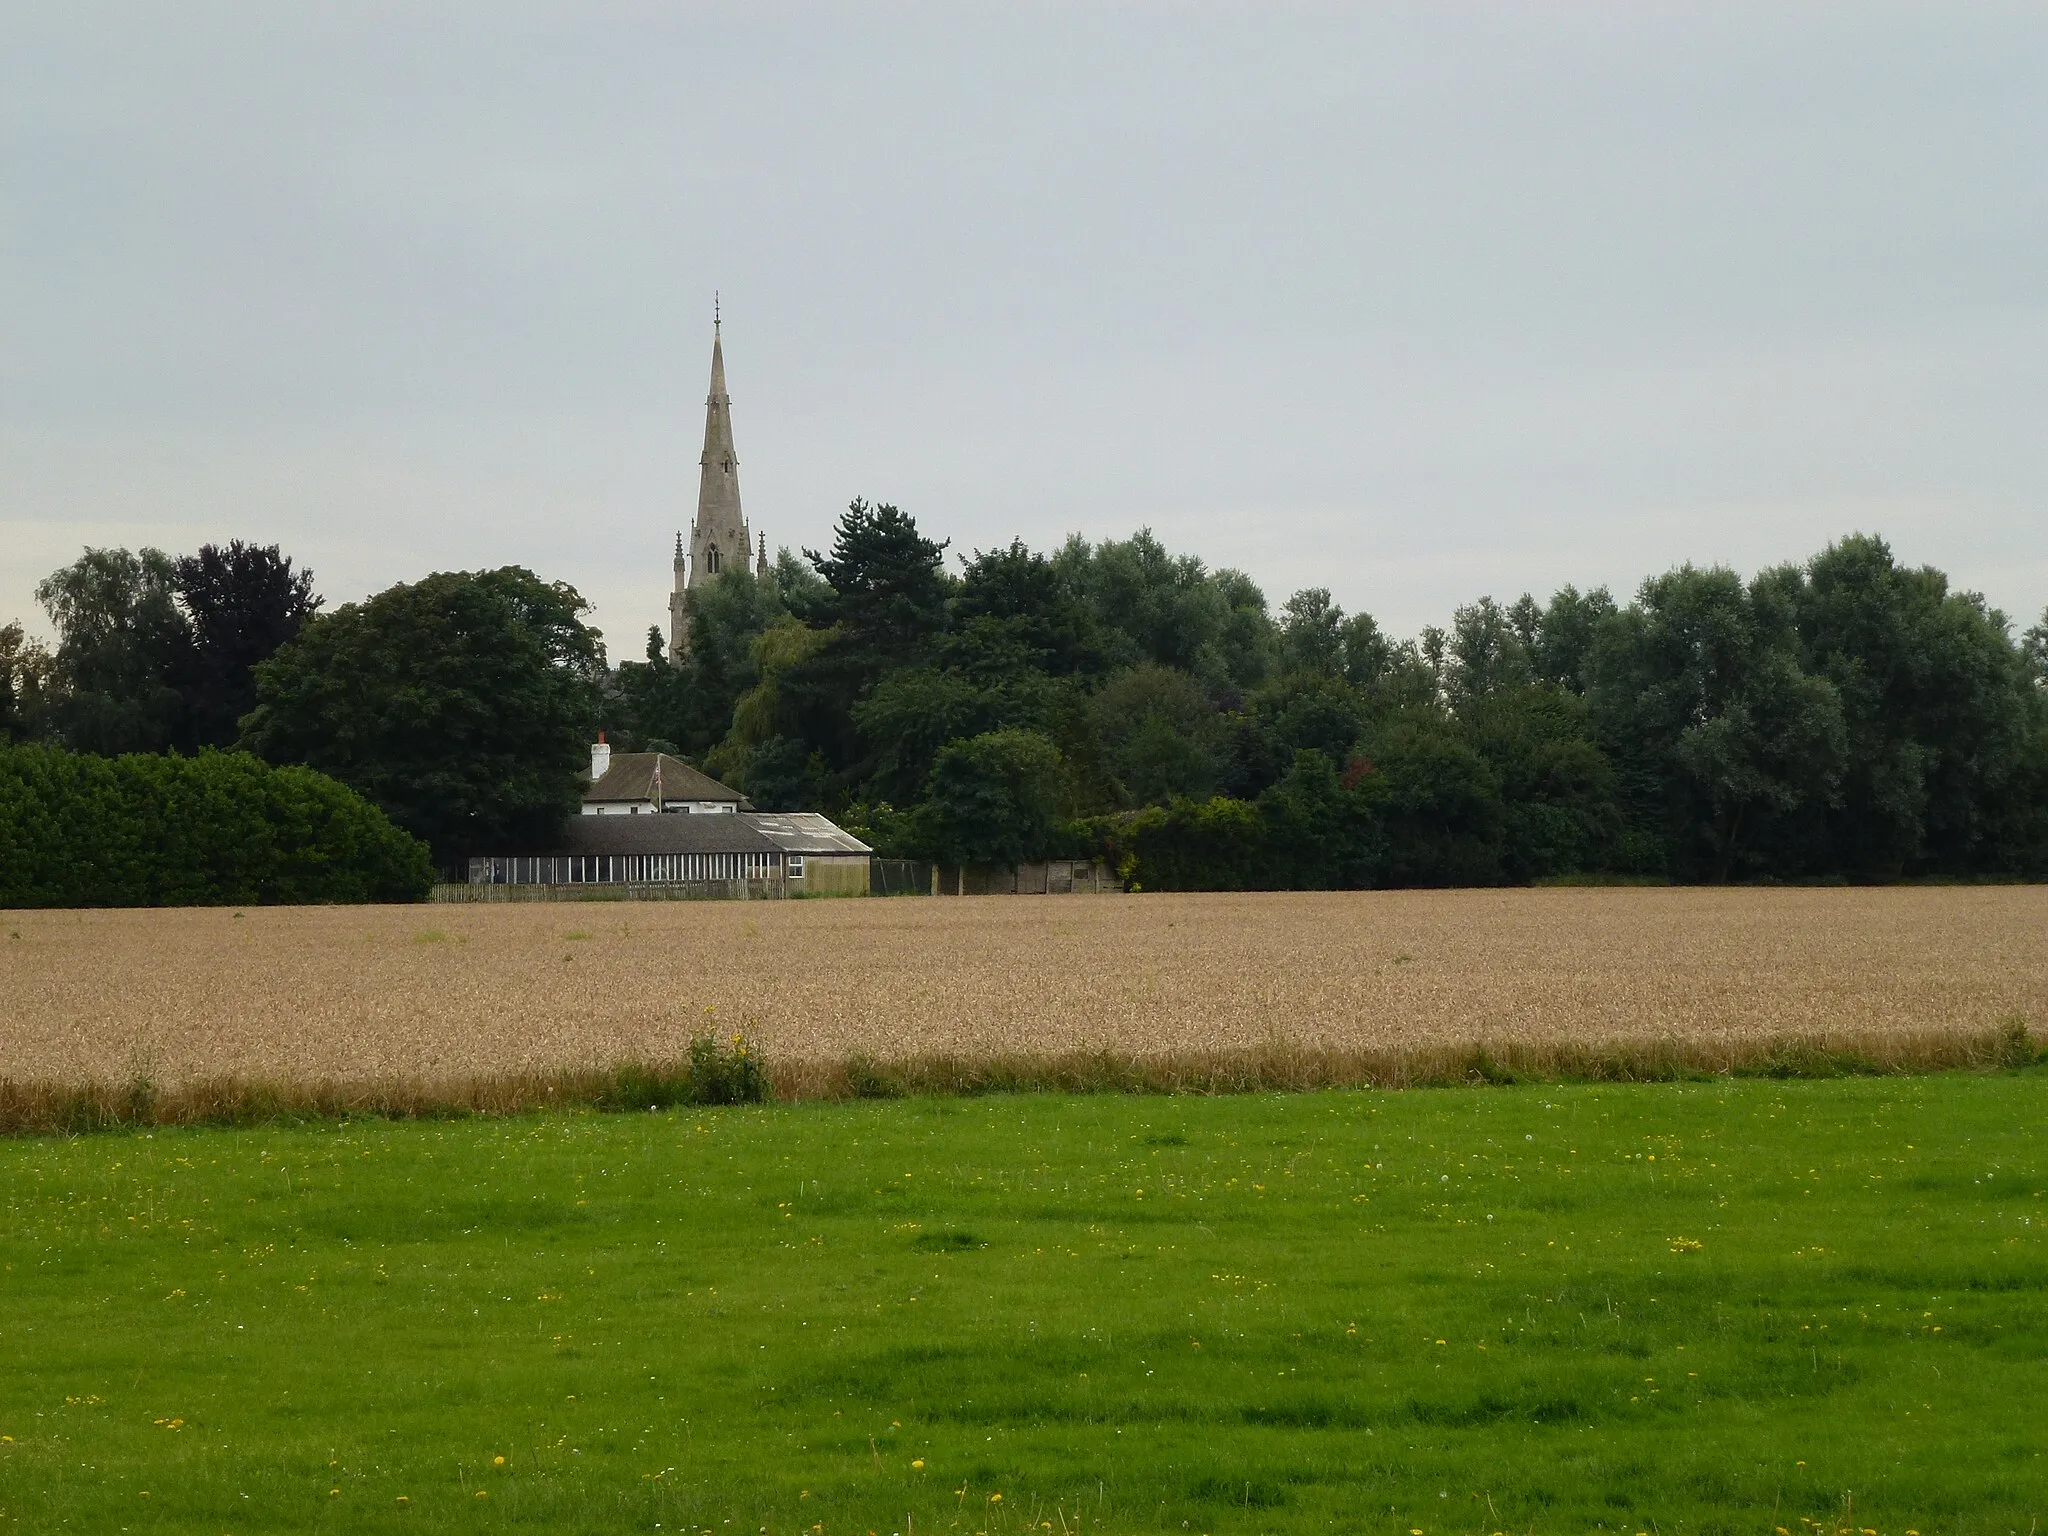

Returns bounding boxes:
[788,855,805,879]
[706,545,721,574]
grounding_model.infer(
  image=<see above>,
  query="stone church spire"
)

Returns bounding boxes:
[668,303,757,661]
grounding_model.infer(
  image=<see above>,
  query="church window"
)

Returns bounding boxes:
[707,545,721,574]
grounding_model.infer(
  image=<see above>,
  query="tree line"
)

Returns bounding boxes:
[5,510,2046,898]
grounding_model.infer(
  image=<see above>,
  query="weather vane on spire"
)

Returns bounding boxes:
[714,290,720,335]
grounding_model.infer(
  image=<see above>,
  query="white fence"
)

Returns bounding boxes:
[468,852,784,887]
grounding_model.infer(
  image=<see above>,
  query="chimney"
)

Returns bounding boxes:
[590,732,611,782]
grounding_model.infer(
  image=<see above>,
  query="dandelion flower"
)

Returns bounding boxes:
[494,1456,505,1466]
[912,1460,925,1469]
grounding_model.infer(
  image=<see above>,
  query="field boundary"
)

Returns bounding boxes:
[0,1020,2037,1136]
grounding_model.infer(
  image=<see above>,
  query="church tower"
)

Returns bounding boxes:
[669,306,768,661]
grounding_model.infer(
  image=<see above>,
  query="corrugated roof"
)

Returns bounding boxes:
[546,814,784,857]
[585,752,749,808]
[744,812,873,855]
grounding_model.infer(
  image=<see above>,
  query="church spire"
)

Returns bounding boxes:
[671,305,752,662]
[698,323,739,503]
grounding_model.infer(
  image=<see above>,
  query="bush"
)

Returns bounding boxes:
[0,744,433,907]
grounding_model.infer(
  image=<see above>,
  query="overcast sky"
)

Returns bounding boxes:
[5,3,2045,657]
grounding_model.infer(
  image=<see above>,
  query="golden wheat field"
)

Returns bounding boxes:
[2,886,2044,1101]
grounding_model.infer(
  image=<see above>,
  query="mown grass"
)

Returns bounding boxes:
[1,1072,2043,1533]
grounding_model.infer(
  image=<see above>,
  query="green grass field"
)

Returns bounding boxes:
[2,1073,2043,1534]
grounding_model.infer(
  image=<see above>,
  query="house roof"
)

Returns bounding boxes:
[584,753,750,808]
[745,812,874,856]
[548,814,784,858]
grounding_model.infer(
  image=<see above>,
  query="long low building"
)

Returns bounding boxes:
[467,806,873,897]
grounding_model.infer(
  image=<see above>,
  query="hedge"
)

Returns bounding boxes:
[0,745,434,907]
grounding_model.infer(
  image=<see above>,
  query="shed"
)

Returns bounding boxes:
[745,812,875,896]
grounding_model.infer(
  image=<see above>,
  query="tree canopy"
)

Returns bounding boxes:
[612,520,2048,887]
[22,542,320,755]
[8,521,2043,893]
[240,567,604,863]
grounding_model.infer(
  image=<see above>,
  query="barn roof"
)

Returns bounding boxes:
[745,812,874,856]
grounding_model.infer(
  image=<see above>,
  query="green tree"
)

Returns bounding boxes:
[1462,684,1624,879]
[241,568,603,863]
[1086,663,1222,807]
[704,619,833,809]
[854,669,1021,806]
[804,500,951,668]
[1445,597,1536,711]
[919,729,1066,867]
[0,622,55,743]
[954,539,1102,676]
[607,627,695,754]
[1589,564,1845,880]
[1053,530,1276,690]
[34,547,193,754]
[1103,795,1268,891]
[172,541,321,748]
[2023,608,2048,684]
[1530,585,1618,694]
[1790,535,2038,876]
[782,502,954,785]
[1356,706,1506,886]
[1256,749,1384,889]
[1278,588,1346,677]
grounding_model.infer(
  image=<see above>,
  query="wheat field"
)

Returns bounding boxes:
[3,886,2043,1109]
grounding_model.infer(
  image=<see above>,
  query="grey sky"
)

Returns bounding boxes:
[5,3,2045,658]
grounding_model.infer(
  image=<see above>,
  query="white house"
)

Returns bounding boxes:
[583,737,751,815]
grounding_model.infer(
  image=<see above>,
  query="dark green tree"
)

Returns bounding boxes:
[240,568,603,863]
[171,541,321,748]
[784,502,954,785]
[1339,611,1394,689]
[1463,684,1624,879]
[1356,706,1506,886]
[1789,535,2039,875]
[1589,564,1845,880]
[804,500,951,668]
[607,627,694,754]
[954,539,1102,676]
[1256,749,1384,889]
[1445,597,1536,711]
[1085,663,1223,807]
[853,669,1027,806]
[919,728,1065,867]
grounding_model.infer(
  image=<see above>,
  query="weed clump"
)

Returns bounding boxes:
[686,1032,769,1105]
